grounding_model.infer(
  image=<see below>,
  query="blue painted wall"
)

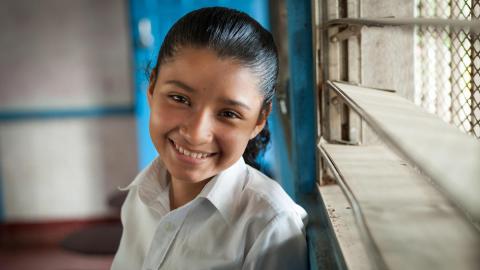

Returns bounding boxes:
[0,106,133,122]
[285,0,317,195]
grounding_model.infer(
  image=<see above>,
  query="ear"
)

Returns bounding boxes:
[147,81,155,108]
[147,68,158,108]
[249,103,272,139]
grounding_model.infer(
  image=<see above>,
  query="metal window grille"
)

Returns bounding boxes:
[415,0,480,138]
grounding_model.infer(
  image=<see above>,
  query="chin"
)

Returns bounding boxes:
[169,168,214,183]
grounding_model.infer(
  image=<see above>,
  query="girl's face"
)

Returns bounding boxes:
[147,47,268,184]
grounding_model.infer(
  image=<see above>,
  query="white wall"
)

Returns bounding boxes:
[0,0,138,222]
[0,0,132,111]
[360,0,416,100]
[0,117,137,222]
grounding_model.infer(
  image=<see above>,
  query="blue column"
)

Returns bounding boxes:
[285,0,317,195]
[130,0,179,169]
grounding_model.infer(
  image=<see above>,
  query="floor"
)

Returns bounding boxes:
[0,219,118,270]
[0,247,113,270]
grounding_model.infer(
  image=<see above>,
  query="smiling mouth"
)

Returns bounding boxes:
[169,139,215,160]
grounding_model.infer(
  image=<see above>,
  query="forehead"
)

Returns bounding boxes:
[157,47,264,104]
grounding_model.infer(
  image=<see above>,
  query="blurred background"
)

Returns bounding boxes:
[3,0,479,269]
[0,0,282,269]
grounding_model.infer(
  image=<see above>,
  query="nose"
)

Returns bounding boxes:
[179,110,213,145]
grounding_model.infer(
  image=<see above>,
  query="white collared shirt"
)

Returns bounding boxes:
[111,157,308,270]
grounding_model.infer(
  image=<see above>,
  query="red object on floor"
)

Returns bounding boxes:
[0,218,118,270]
[61,223,122,255]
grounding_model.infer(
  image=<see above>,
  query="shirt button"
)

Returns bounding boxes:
[164,222,175,232]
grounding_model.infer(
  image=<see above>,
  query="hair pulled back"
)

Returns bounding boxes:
[150,7,278,169]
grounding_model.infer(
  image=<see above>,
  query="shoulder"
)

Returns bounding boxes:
[234,165,307,228]
[245,165,305,214]
[236,167,308,269]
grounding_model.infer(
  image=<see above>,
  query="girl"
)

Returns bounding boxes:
[112,7,308,270]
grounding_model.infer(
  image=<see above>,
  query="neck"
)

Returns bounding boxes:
[169,176,211,210]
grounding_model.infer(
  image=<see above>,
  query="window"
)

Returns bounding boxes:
[311,0,480,269]
[416,0,480,138]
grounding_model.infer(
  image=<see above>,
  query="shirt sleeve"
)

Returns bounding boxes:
[242,212,309,270]
[111,189,134,270]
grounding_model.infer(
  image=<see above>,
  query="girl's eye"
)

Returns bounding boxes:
[169,94,190,105]
[220,110,240,119]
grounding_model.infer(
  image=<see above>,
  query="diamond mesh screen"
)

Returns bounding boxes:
[415,0,480,139]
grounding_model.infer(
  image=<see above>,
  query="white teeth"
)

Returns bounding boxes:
[173,142,210,159]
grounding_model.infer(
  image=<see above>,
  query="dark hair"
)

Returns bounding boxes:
[149,7,278,169]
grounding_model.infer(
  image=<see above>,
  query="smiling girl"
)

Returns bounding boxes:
[111,7,308,270]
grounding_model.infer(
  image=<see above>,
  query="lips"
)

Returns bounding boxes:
[169,139,215,160]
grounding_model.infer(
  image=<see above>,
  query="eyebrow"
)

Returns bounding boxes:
[165,80,252,111]
[220,98,252,111]
[165,80,195,92]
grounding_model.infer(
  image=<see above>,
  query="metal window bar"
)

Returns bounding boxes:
[323,14,480,139]
[327,81,480,227]
[416,0,480,138]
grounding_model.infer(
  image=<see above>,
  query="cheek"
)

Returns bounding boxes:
[149,105,184,137]
[216,124,252,156]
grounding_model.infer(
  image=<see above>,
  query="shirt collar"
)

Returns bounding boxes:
[120,156,248,224]
[197,157,248,225]
[119,157,170,209]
